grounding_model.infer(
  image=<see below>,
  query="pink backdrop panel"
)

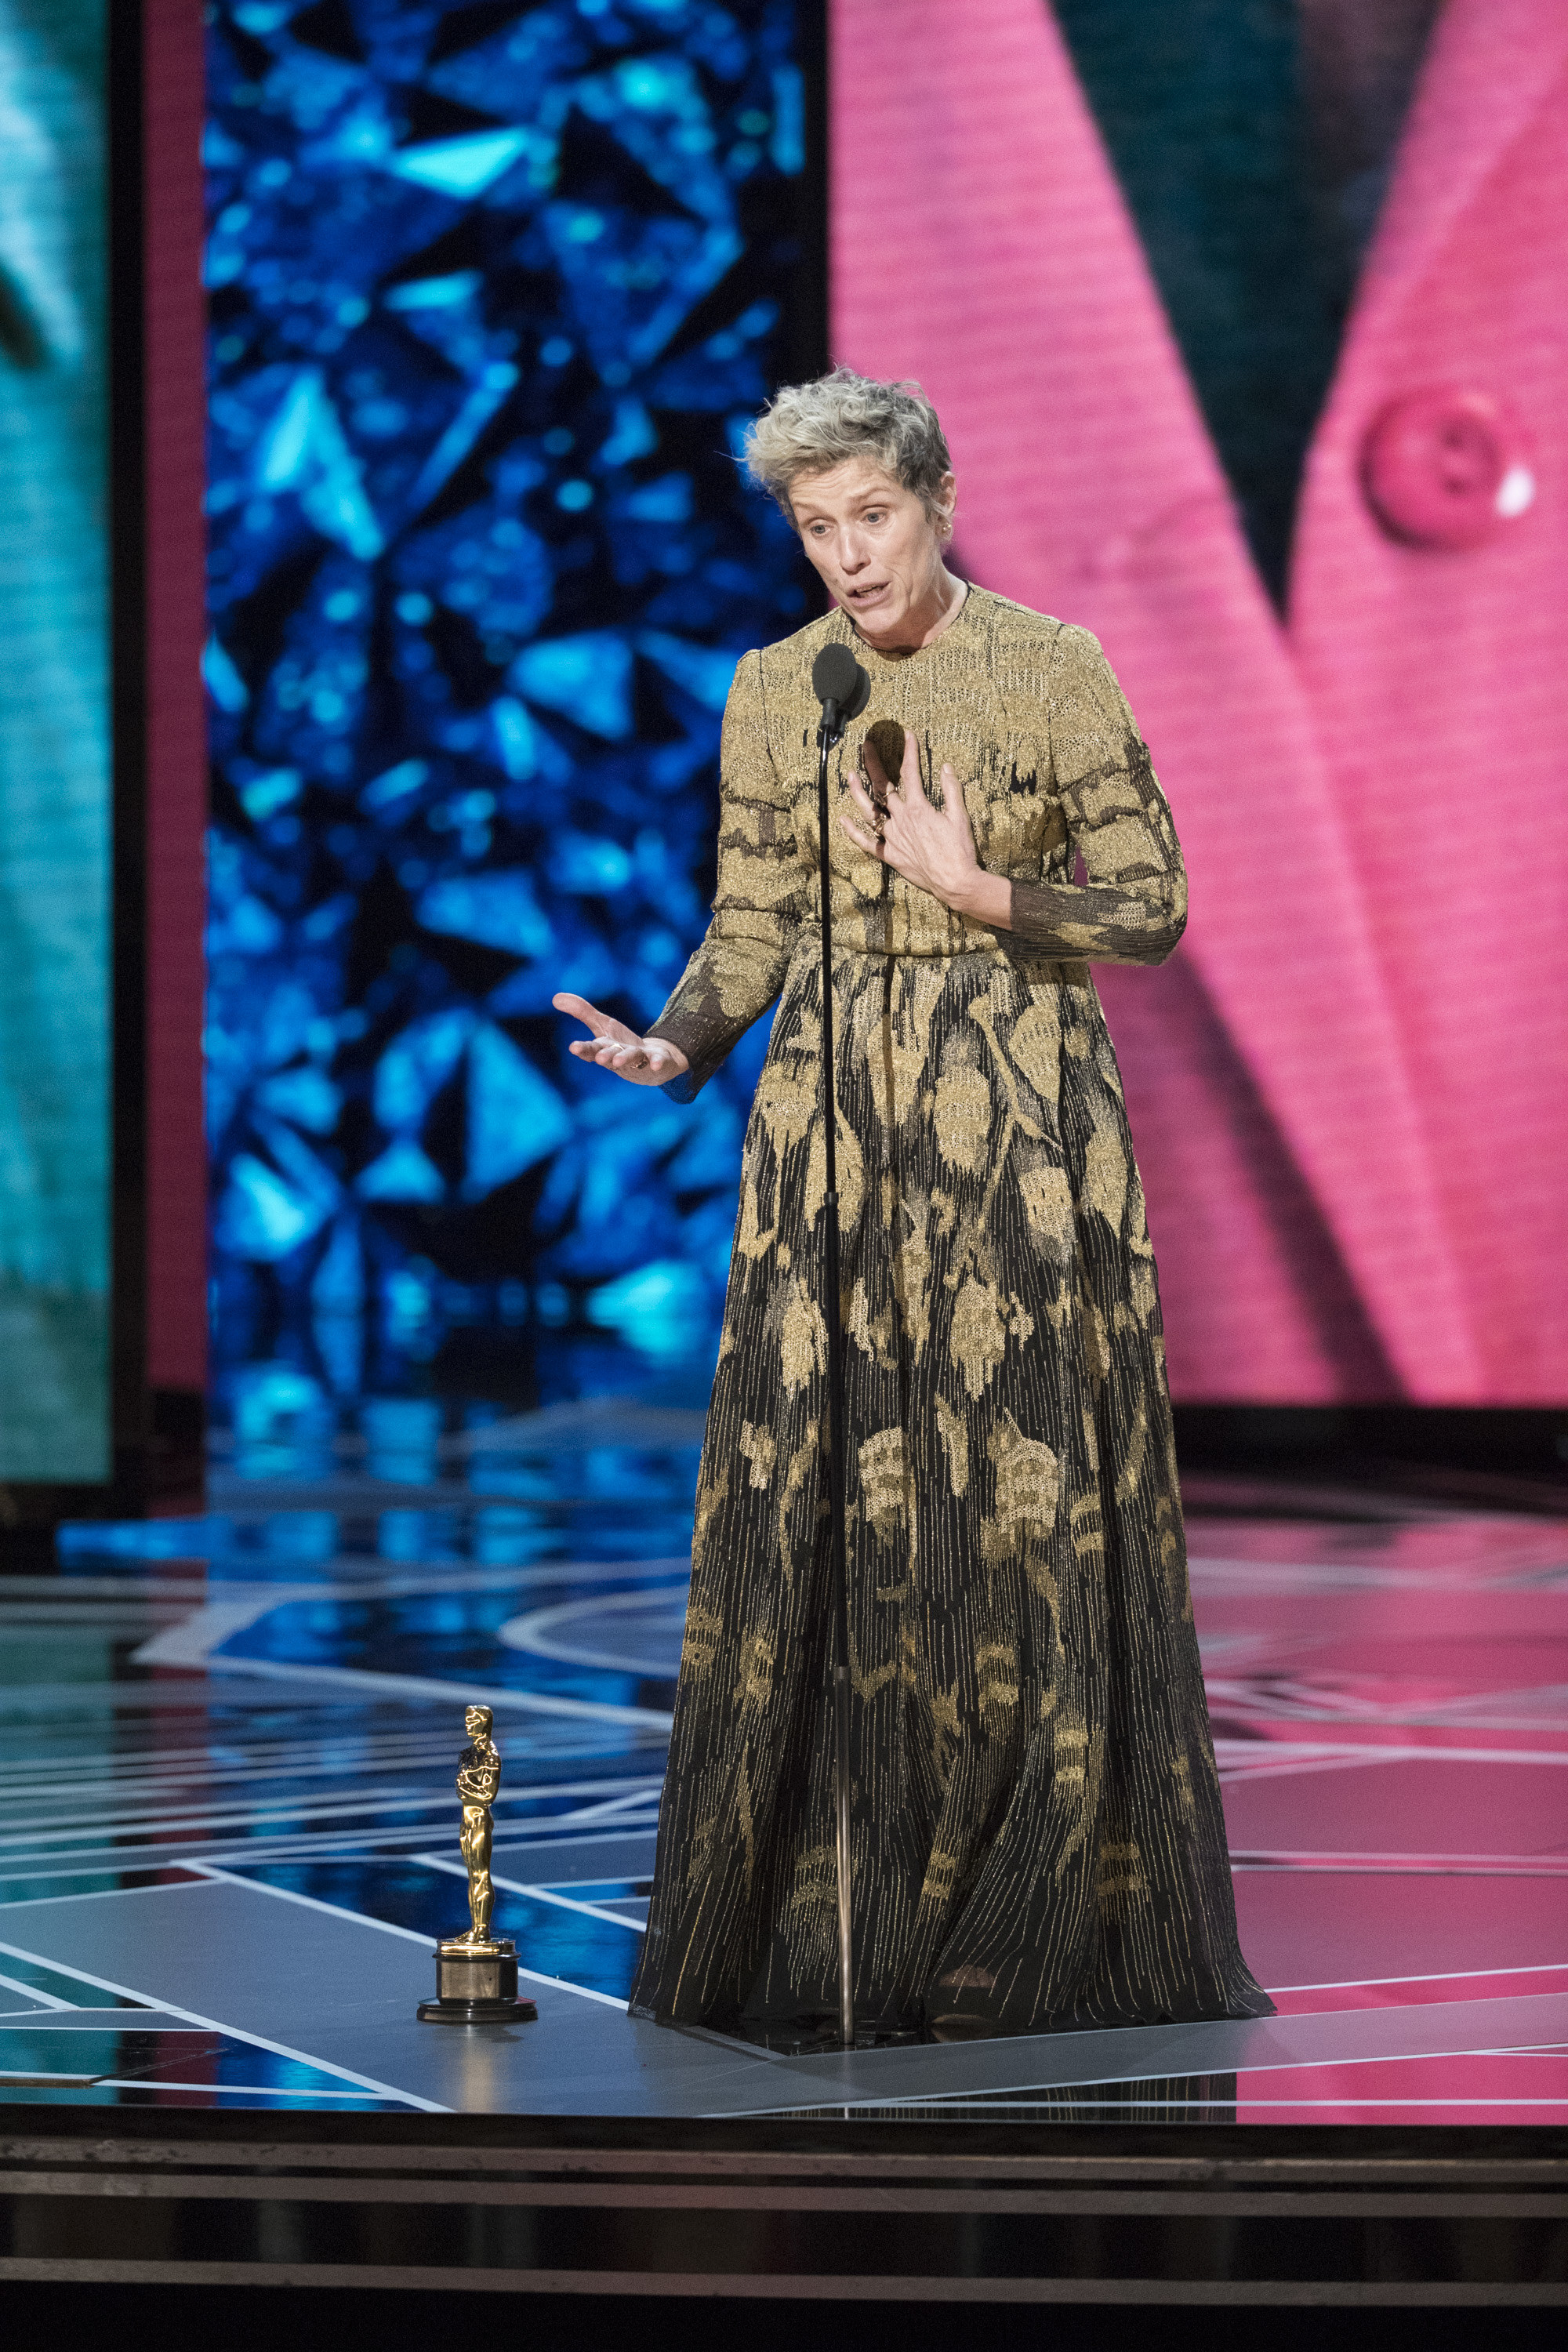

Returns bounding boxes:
[830,0,1568,1404]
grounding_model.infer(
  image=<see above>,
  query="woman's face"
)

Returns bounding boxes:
[789,459,955,646]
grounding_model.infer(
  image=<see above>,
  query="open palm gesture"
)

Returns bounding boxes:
[553,993,689,1087]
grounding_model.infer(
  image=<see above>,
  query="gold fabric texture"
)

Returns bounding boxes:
[630,590,1269,2039]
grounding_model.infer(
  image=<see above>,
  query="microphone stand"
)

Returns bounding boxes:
[815,695,855,2052]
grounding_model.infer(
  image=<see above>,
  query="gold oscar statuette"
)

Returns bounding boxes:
[416,1705,538,2024]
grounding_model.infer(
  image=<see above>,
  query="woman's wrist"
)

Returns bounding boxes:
[949,868,1012,930]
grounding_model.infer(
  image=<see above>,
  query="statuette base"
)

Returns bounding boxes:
[417,1936,537,2024]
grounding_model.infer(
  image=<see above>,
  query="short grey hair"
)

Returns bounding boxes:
[742,367,953,528]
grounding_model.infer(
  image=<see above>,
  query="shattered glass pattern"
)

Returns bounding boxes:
[205,0,812,1397]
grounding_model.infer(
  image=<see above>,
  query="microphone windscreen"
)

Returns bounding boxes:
[812,641,862,709]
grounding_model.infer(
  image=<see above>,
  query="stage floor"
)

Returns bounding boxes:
[2,1394,1564,2125]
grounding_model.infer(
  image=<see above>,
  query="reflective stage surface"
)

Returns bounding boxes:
[2,1391,1565,2123]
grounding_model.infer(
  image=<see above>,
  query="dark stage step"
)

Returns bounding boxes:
[1,2113,1564,2304]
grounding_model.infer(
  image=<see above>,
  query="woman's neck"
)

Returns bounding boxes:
[854,565,968,659]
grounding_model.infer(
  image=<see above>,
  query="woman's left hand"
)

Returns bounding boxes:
[840,729,1006,925]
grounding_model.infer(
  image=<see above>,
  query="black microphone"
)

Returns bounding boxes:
[812,641,870,742]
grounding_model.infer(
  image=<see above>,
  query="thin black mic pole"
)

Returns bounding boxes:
[815,703,854,2053]
[810,641,866,2052]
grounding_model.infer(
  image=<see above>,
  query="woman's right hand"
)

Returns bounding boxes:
[554,993,690,1087]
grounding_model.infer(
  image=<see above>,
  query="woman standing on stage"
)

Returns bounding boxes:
[556,368,1270,2045]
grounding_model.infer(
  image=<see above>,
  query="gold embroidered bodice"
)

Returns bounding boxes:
[649,589,1187,1090]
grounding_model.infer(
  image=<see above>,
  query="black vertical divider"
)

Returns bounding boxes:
[793,0,831,387]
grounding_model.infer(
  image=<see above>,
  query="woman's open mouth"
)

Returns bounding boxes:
[846,581,891,607]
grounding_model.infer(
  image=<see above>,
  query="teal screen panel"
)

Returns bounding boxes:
[0,0,111,1479]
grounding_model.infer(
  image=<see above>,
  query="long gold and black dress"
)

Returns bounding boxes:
[628,588,1271,2041]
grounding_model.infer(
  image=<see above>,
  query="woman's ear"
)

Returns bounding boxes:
[933,469,958,542]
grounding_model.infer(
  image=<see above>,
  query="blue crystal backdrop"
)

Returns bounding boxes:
[203,0,815,1406]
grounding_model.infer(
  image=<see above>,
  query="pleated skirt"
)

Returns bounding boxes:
[629,938,1272,2040]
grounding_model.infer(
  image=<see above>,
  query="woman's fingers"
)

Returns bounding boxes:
[844,769,882,823]
[844,767,891,858]
[571,1035,676,1081]
[618,1040,683,1083]
[939,763,974,833]
[840,811,887,858]
[859,737,891,802]
[554,993,687,1085]
[848,753,978,904]
[557,989,648,1079]
[552,991,634,1045]
[552,990,601,1025]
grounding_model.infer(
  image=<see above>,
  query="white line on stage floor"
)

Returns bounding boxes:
[0,1925,445,2112]
[413,1853,647,1933]
[187,1864,633,2011]
[198,1653,675,1730]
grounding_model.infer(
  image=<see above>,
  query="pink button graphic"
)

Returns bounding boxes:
[1361,389,1536,551]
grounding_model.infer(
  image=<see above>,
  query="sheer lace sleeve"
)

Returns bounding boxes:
[648,648,808,1102]
[1008,624,1187,967]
